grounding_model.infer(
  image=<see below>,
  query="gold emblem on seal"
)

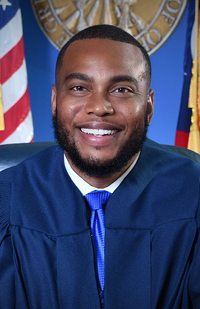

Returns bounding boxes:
[31,0,188,55]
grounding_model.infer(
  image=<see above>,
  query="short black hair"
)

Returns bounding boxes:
[55,24,151,87]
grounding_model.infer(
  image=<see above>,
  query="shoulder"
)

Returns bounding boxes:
[142,138,200,172]
[0,145,65,203]
[0,145,63,178]
[130,139,200,222]
[139,139,200,195]
[0,145,78,235]
[0,145,64,225]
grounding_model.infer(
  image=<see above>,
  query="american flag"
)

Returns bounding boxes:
[0,0,33,144]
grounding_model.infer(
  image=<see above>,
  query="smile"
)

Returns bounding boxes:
[81,128,118,137]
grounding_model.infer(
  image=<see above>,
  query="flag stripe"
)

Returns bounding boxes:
[175,130,190,148]
[0,1,34,144]
[1,111,33,144]
[1,36,24,84]
[0,9,22,58]
[0,89,30,143]
[1,60,27,113]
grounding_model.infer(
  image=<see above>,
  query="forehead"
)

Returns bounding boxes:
[58,38,146,81]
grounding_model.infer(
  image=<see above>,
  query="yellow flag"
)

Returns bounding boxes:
[188,0,200,153]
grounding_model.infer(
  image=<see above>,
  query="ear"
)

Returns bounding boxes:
[51,85,57,116]
[146,89,154,126]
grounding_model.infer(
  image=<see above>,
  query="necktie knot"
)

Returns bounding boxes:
[85,190,111,211]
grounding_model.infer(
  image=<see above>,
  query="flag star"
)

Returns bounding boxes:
[0,0,12,11]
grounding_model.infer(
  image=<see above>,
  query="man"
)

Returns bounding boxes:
[0,25,200,309]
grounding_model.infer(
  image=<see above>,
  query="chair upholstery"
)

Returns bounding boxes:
[0,141,200,172]
[0,141,57,172]
[163,144,200,164]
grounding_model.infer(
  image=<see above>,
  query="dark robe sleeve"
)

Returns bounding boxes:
[0,173,15,308]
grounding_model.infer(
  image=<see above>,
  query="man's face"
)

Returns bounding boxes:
[52,38,154,178]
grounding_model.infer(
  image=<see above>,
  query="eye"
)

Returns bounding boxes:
[115,87,130,93]
[70,85,85,91]
[111,86,135,96]
[68,84,89,97]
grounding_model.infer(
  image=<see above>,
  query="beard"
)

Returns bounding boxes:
[53,112,148,177]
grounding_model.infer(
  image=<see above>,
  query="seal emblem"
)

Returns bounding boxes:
[31,0,188,55]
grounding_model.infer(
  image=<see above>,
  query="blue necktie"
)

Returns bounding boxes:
[85,190,111,298]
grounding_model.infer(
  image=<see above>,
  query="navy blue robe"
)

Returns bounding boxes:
[0,139,200,308]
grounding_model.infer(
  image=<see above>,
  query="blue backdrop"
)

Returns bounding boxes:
[20,0,189,145]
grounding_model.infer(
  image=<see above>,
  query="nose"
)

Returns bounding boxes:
[84,92,114,117]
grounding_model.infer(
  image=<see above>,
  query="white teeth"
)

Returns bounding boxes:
[81,128,117,136]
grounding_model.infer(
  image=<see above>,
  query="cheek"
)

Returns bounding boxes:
[119,104,146,128]
[57,98,82,121]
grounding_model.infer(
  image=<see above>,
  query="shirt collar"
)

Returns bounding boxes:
[64,154,139,196]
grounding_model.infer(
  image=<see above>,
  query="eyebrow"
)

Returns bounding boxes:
[64,73,139,87]
[65,73,94,83]
[109,75,139,87]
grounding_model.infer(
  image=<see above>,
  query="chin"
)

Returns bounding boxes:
[53,111,148,177]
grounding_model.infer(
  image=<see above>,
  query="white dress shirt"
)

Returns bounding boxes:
[64,154,139,196]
